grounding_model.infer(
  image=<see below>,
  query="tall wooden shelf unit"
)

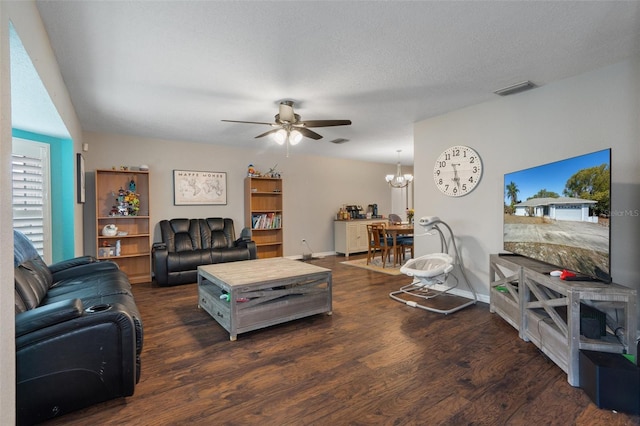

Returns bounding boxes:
[95,169,151,284]
[244,177,283,258]
[489,254,637,386]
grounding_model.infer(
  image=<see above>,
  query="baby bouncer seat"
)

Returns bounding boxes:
[389,216,477,315]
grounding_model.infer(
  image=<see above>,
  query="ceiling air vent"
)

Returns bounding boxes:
[330,138,350,144]
[494,81,537,96]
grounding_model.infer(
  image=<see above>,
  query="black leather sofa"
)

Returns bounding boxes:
[152,217,257,286]
[13,230,143,425]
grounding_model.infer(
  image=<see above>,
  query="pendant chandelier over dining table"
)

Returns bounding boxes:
[386,150,413,188]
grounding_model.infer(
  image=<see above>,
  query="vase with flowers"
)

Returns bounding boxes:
[406,208,414,224]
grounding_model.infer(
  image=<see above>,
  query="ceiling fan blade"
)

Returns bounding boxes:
[254,128,282,138]
[221,119,275,126]
[297,127,323,140]
[279,101,296,123]
[299,119,352,128]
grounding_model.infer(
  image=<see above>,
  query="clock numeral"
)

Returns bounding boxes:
[470,157,475,164]
[472,166,478,173]
[435,169,441,176]
[444,153,451,161]
[468,176,474,183]
[462,183,467,191]
[452,149,460,157]
[439,161,446,168]
[438,178,443,185]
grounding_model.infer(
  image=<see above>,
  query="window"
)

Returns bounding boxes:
[12,138,51,263]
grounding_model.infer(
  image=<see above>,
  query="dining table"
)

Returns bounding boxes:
[385,223,414,267]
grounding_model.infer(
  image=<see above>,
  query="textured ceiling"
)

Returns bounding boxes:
[13,1,640,165]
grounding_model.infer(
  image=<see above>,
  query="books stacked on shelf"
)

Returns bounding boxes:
[252,213,282,229]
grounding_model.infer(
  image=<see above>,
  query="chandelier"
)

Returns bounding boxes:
[385,150,413,188]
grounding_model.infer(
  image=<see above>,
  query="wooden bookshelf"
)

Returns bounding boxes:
[95,169,151,283]
[244,177,283,258]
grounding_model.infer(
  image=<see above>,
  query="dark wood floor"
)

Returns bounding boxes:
[44,255,639,425]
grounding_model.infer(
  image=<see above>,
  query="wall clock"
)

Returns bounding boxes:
[433,145,482,197]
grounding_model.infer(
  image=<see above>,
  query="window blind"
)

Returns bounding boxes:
[12,152,45,256]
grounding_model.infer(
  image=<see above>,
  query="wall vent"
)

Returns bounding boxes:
[494,81,537,96]
[330,138,349,144]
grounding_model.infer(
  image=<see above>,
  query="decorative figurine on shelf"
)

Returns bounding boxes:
[112,183,140,216]
[266,164,280,178]
[102,224,118,236]
[247,164,256,177]
[124,190,140,215]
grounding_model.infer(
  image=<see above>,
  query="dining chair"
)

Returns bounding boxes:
[388,213,403,224]
[366,223,393,267]
[397,235,414,262]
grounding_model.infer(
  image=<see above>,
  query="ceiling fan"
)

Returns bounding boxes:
[222,100,351,145]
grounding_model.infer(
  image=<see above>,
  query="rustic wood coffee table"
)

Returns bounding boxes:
[198,257,332,340]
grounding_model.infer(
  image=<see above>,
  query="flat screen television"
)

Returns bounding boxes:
[503,148,611,282]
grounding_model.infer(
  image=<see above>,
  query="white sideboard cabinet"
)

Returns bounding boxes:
[334,219,382,258]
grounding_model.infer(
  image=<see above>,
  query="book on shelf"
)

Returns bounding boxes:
[252,213,281,229]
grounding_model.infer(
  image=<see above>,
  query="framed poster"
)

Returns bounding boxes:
[173,170,227,205]
[76,153,85,203]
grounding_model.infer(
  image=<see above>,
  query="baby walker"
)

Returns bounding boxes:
[389,216,478,315]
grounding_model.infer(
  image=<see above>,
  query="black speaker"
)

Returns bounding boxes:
[580,303,606,338]
[579,350,640,414]
[580,317,601,339]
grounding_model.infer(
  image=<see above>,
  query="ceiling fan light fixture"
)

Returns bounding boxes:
[273,129,287,145]
[289,129,302,145]
[222,100,352,153]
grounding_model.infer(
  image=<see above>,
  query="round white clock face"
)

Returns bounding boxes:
[433,146,482,197]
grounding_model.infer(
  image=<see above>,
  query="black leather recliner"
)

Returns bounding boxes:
[13,230,143,425]
[152,217,257,286]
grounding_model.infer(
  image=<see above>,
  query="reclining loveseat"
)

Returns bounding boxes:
[13,230,143,425]
[152,217,257,286]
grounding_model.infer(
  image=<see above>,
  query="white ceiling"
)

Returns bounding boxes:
[12,1,640,165]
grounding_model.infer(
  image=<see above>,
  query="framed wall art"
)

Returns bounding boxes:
[173,170,227,205]
[76,153,85,203]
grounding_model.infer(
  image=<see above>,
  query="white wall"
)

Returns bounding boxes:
[414,58,640,329]
[82,131,400,257]
[1,1,85,422]
[0,4,14,422]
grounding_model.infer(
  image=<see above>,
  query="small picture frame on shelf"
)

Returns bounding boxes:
[173,170,227,205]
[98,246,114,257]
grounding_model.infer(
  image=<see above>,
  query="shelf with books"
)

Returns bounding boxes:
[245,177,283,258]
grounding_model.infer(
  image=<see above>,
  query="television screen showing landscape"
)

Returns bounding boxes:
[503,148,611,282]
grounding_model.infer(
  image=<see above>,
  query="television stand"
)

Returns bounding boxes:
[489,254,637,387]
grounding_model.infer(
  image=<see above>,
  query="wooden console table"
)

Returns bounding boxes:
[198,258,332,341]
[489,254,637,386]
